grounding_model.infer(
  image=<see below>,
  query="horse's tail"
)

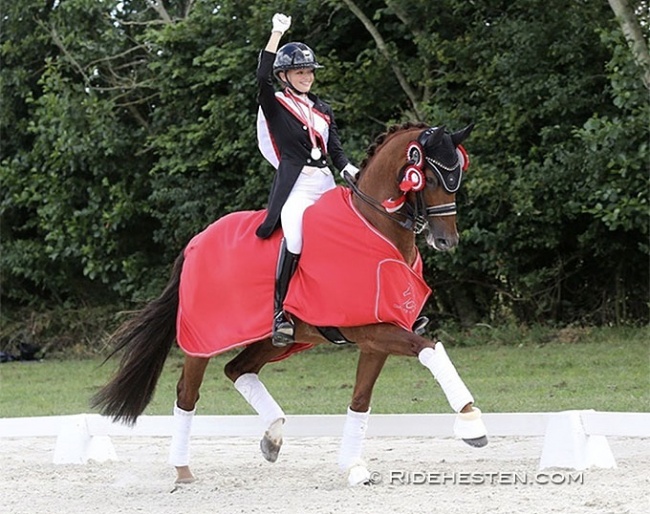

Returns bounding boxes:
[91,252,185,425]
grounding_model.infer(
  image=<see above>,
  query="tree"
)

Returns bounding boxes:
[1,0,162,303]
[607,0,650,89]
[333,0,647,324]
[1,0,647,327]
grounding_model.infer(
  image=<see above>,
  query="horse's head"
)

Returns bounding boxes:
[415,124,473,251]
[349,122,473,252]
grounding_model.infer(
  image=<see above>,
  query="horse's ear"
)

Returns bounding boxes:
[421,126,446,147]
[450,123,475,147]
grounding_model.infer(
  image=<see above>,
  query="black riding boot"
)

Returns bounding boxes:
[272,239,300,347]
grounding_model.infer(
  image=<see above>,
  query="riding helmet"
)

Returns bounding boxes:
[273,42,323,80]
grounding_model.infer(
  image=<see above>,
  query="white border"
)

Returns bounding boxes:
[1,411,648,438]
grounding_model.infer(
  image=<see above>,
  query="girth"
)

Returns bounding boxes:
[316,326,355,345]
[317,315,431,345]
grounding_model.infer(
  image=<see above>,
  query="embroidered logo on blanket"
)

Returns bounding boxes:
[394,284,418,313]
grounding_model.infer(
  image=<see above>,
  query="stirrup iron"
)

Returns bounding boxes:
[272,312,295,347]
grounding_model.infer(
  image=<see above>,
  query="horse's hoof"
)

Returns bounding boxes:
[174,466,196,484]
[462,435,488,448]
[260,435,282,462]
[347,463,372,486]
[453,407,488,447]
[260,418,284,462]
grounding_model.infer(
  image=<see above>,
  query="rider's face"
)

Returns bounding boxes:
[284,68,315,94]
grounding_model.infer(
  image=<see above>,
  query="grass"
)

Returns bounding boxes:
[1,326,647,418]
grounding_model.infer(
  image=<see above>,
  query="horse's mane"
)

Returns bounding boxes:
[359,121,429,171]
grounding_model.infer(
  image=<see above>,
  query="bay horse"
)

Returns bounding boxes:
[91,121,488,487]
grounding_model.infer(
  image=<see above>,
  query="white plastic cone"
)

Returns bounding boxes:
[539,410,616,470]
[53,414,91,464]
[53,415,117,464]
[85,435,118,463]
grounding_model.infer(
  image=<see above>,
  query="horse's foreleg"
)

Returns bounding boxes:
[418,342,487,447]
[418,342,473,413]
[339,351,388,486]
[170,355,210,484]
[346,324,487,448]
[343,324,473,410]
[224,340,289,463]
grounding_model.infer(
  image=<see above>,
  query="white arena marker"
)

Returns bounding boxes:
[85,435,118,463]
[53,414,117,464]
[539,410,616,470]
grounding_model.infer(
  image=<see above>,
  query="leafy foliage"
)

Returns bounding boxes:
[1,0,647,325]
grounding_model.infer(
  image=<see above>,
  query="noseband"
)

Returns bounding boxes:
[344,128,462,234]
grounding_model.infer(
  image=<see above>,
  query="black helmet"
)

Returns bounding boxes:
[273,42,323,80]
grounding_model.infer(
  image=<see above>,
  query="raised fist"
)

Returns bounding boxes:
[272,13,291,35]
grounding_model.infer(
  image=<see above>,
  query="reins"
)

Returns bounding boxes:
[343,127,458,234]
[344,172,456,234]
[343,170,421,232]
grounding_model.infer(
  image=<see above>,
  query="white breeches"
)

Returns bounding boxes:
[281,166,335,254]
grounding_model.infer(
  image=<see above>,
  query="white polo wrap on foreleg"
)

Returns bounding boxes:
[168,402,196,467]
[338,406,371,472]
[234,373,285,428]
[418,342,474,413]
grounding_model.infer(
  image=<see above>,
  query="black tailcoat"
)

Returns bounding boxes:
[255,50,350,238]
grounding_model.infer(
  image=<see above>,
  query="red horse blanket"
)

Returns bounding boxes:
[177,187,431,359]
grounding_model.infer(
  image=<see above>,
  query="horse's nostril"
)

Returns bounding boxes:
[434,235,458,251]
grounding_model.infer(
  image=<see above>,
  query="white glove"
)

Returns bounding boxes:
[272,13,291,35]
[341,163,360,180]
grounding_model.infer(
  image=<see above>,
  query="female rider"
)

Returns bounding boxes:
[255,13,358,347]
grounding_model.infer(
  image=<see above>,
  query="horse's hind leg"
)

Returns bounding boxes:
[224,339,289,463]
[170,355,210,483]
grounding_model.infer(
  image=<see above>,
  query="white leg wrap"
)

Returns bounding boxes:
[418,342,474,413]
[168,402,196,467]
[234,373,285,428]
[338,407,371,472]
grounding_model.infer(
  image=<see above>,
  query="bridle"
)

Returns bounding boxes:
[343,128,466,234]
